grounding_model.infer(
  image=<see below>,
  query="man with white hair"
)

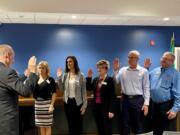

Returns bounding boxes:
[150,52,180,135]
[116,50,150,135]
[0,44,39,135]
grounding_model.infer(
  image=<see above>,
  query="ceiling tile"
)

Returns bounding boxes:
[103,16,131,25]
[82,15,108,25]
[0,18,10,23]
[0,11,180,26]
[0,13,10,23]
[10,18,34,24]
[35,13,61,24]
[59,15,85,24]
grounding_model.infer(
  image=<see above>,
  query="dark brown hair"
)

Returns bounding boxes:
[65,56,80,74]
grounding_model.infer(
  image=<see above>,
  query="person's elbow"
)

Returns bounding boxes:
[20,86,33,97]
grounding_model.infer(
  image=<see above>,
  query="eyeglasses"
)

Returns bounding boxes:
[98,66,107,69]
[128,56,138,59]
[161,57,172,61]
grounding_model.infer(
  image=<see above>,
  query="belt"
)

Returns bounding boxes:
[37,97,51,100]
[68,97,75,100]
[153,99,174,105]
[123,94,142,99]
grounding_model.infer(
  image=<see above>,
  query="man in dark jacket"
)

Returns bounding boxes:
[0,44,38,135]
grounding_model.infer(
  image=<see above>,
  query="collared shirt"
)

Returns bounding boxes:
[95,74,107,104]
[150,66,180,112]
[116,65,150,105]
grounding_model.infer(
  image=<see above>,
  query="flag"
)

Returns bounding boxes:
[170,33,175,54]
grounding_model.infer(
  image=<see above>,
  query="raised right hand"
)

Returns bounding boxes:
[28,56,37,73]
[113,58,120,71]
[144,58,152,69]
[57,67,63,77]
[87,68,93,77]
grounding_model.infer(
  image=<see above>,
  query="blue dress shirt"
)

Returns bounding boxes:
[150,66,180,112]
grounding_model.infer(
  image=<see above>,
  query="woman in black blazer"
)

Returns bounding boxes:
[86,59,116,135]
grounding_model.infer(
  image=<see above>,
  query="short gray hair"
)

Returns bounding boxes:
[128,50,140,58]
[0,44,14,57]
[163,51,175,61]
[96,59,110,70]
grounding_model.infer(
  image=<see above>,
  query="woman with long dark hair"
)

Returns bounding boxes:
[57,56,87,135]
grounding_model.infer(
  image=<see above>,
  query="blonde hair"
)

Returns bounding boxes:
[37,61,50,77]
[96,59,110,70]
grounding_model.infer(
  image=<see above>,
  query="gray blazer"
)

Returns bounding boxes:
[58,72,87,109]
[0,62,39,135]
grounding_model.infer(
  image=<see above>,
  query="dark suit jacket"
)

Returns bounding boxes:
[0,62,39,135]
[86,75,116,113]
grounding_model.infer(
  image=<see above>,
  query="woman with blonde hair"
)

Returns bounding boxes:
[33,61,57,135]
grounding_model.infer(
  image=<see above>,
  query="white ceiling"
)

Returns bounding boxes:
[1,0,180,26]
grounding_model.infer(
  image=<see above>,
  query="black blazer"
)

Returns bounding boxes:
[86,75,116,113]
[0,62,39,135]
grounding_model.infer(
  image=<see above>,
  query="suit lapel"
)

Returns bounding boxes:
[100,76,108,91]
[95,77,99,89]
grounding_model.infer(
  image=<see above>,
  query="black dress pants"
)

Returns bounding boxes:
[64,98,82,135]
[121,95,144,135]
[152,100,176,135]
[93,104,112,135]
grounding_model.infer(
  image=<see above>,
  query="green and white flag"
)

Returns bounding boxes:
[170,33,175,54]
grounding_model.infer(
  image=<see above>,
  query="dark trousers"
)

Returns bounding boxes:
[152,100,176,135]
[64,98,82,135]
[121,95,144,135]
[93,104,112,135]
[115,97,123,134]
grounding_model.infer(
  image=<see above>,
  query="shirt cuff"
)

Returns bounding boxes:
[171,107,179,113]
[144,98,150,106]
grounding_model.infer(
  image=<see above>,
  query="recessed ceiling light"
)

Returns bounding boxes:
[163,17,170,21]
[72,15,77,19]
